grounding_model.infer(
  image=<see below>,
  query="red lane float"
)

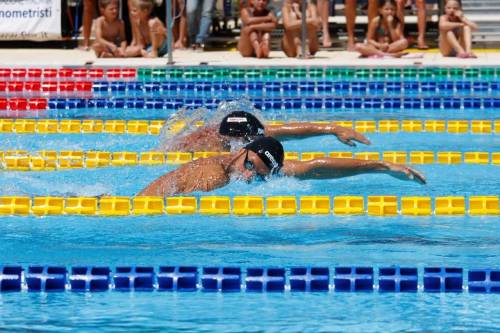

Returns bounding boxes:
[0,81,93,93]
[0,68,136,79]
[0,98,48,111]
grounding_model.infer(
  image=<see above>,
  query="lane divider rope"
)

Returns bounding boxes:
[0,68,136,79]
[1,119,499,135]
[1,80,499,96]
[0,195,498,216]
[1,97,500,111]
[1,67,499,80]
[0,150,498,171]
[0,265,497,293]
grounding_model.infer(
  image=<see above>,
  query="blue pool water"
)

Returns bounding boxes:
[0,67,499,332]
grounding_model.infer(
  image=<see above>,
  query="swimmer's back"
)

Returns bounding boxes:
[165,126,230,152]
[139,155,231,196]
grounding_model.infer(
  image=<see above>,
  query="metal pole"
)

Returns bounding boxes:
[300,0,307,59]
[166,0,174,64]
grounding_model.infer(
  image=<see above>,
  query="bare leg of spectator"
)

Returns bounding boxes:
[282,29,301,57]
[238,27,255,57]
[317,0,332,47]
[443,29,467,57]
[368,0,378,22]
[82,0,96,50]
[177,4,188,48]
[415,0,428,49]
[173,0,188,49]
[260,32,271,58]
[148,18,167,57]
[345,0,357,51]
[355,42,384,57]
[388,38,408,53]
[308,25,319,56]
[462,25,476,57]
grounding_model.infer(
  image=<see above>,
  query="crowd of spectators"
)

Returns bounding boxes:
[81,0,478,59]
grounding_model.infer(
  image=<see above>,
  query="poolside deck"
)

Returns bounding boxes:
[1,48,500,67]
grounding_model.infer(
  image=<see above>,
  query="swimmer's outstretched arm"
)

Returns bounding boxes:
[282,158,426,184]
[265,122,371,146]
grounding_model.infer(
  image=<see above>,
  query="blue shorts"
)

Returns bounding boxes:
[146,40,169,57]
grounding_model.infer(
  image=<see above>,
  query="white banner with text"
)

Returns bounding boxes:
[0,0,61,41]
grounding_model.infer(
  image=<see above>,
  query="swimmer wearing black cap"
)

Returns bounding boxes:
[165,110,371,152]
[140,136,425,196]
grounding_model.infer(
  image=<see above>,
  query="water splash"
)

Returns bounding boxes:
[158,98,266,152]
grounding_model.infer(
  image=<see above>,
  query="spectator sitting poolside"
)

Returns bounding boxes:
[126,0,168,57]
[238,0,277,58]
[92,0,127,57]
[355,0,408,58]
[281,0,320,58]
[439,0,478,58]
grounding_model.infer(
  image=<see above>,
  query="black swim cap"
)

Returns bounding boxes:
[219,111,265,139]
[245,137,284,174]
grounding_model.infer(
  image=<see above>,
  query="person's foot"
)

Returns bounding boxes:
[260,42,270,58]
[416,41,429,50]
[192,43,204,52]
[297,51,313,59]
[322,34,332,48]
[466,52,478,58]
[347,39,357,51]
[174,40,186,50]
[78,45,90,51]
[457,51,468,58]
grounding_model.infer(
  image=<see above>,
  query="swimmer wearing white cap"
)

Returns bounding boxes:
[140,136,425,196]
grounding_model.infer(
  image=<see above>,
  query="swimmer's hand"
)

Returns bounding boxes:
[382,161,426,184]
[335,127,371,147]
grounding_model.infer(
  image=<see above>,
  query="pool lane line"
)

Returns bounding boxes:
[1,97,500,111]
[0,195,498,216]
[2,80,500,96]
[0,150,498,171]
[2,66,500,80]
[0,266,498,293]
[1,119,499,135]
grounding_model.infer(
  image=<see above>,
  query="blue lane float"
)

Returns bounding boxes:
[334,267,374,292]
[69,267,111,291]
[201,267,241,292]
[423,267,463,292]
[2,265,499,293]
[157,266,198,291]
[379,267,418,292]
[113,266,155,291]
[90,80,500,97]
[45,97,500,111]
[0,266,22,291]
[289,267,329,292]
[26,266,67,291]
[468,269,500,293]
[246,268,286,292]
